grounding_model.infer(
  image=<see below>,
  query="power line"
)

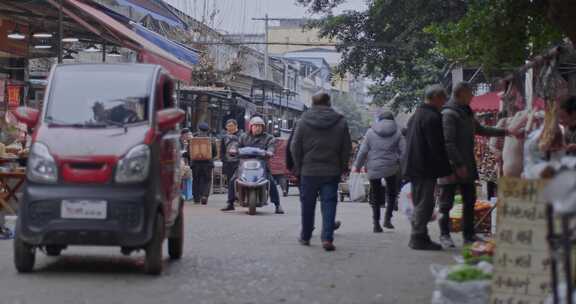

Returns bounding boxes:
[187,41,400,48]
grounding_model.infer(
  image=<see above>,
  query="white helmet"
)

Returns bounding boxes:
[250,116,266,126]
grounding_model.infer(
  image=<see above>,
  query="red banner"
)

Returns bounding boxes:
[7,85,21,107]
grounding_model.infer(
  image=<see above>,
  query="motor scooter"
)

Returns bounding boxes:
[234,147,270,215]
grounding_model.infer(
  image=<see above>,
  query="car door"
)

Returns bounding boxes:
[157,74,181,225]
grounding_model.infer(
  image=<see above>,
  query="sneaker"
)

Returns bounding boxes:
[322,241,336,251]
[383,221,395,230]
[298,239,310,246]
[373,223,383,233]
[221,205,235,211]
[409,239,443,251]
[439,235,456,248]
[334,221,342,231]
[200,197,208,205]
[463,234,484,246]
[275,205,285,214]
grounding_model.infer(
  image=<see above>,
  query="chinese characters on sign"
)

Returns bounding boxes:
[491,178,549,304]
[7,85,21,108]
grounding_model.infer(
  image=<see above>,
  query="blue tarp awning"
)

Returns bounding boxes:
[116,0,186,28]
[132,23,200,65]
[265,98,305,112]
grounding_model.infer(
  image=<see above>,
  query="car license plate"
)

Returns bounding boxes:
[61,200,107,219]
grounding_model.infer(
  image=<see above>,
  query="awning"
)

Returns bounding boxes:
[133,23,199,65]
[115,0,186,28]
[471,91,545,112]
[60,0,194,83]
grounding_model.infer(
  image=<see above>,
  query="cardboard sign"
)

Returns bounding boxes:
[491,178,549,304]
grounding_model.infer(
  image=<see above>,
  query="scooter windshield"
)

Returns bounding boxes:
[238,147,266,158]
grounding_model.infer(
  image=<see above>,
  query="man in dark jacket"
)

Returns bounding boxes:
[191,122,217,205]
[438,82,509,247]
[290,93,352,251]
[402,85,452,251]
[222,116,284,214]
[220,119,242,208]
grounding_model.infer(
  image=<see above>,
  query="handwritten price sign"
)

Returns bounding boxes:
[491,178,549,304]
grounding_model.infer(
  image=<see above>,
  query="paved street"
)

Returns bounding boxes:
[0,193,455,304]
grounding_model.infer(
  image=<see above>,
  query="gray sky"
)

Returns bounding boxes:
[164,0,368,34]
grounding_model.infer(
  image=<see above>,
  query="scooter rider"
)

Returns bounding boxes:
[222,116,285,214]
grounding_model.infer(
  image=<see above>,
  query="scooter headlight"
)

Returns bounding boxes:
[115,144,150,184]
[243,161,261,170]
[27,143,58,183]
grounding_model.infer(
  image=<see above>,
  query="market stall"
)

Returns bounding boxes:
[430,45,576,304]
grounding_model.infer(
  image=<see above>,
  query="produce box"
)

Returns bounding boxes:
[449,201,492,233]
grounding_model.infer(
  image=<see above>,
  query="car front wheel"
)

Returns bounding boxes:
[145,213,164,275]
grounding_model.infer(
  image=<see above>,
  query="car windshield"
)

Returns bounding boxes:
[45,68,152,127]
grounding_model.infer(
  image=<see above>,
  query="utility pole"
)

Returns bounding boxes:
[252,15,270,80]
[253,15,271,80]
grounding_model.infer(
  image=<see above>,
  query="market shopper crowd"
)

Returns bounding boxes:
[178,82,576,253]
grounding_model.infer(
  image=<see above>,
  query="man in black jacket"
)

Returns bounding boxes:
[290,93,352,251]
[402,85,452,251]
[220,119,242,210]
[438,82,509,247]
[191,122,217,205]
[222,116,284,214]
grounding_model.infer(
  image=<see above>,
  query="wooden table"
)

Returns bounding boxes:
[0,170,25,215]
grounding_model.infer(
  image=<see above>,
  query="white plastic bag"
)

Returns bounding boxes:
[348,173,366,202]
[430,264,491,304]
[399,183,413,219]
[399,183,438,222]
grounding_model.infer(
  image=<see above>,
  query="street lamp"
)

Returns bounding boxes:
[7,24,25,40]
[107,47,121,57]
[84,44,100,52]
[33,31,53,39]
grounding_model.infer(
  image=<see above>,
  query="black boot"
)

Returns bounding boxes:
[409,234,442,251]
[383,219,394,229]
[221,203,235,211]
[373,222,383,233]
[372,204,382,232]
[275,204,285,214]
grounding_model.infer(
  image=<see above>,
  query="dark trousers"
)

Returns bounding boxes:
[222,161,238,187]
[487,181,497,200]
[300,176,340,242]
[410,177,437,240]
[227,172,280,207]
[192,164,213,202]
[370,175,398,223]
[438,183,477,239]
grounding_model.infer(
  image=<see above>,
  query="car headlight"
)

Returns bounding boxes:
[27,143,58,183]
[115,145,150,183]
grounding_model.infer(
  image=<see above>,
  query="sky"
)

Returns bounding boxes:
[164,0,368,34]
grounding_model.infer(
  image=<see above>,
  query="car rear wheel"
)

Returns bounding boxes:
[145,213,164,275]
[248,191,257,215]
[168,205,184,260]
[14,233,35,273]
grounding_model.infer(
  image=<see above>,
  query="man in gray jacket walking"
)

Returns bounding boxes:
[438,82,512,247]
[290,93,352,251]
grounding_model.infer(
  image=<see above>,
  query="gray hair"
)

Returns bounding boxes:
[452,81,473,98]
[424,84,447,101]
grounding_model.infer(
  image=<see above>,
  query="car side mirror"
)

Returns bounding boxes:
[157,108,185,132]
[12,106,40,128]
